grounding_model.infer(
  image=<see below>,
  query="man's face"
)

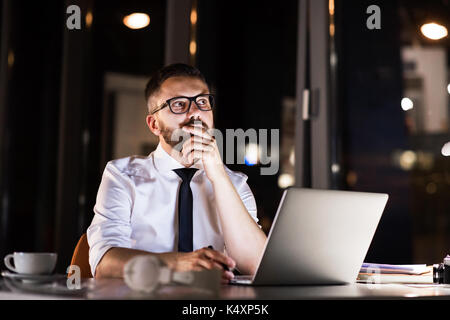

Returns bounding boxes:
[147,76,214,148]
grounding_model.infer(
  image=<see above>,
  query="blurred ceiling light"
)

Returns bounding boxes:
[244,143,259,166]
[329,0,335,16]
[331,163,340,174]
[401,97,414,111]
[189,40,197,56]
[447,84,450,95]
[442,142,450,156]
[399,150,417,170]
[278,173,294,189]
[85,11,93,28]
[123,13,150,30]
[420,22,448,40]
[190,9,198,25]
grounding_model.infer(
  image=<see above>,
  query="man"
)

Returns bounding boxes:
[87,63,267,283]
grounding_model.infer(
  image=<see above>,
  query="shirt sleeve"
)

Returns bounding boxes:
[87,163,135,277]
[234,173,259,226]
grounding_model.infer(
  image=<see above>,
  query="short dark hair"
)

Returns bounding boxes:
[144,63,208,110]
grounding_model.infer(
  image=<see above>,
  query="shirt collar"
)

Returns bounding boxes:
[152,143,203,176]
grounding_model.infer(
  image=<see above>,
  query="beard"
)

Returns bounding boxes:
[159,122,184,148]
[158,117,209,152]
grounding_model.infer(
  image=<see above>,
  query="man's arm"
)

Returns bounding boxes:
[95,247,236,282]
[182,125,267,275]
[95,247,154,278]
[210,173,267,275]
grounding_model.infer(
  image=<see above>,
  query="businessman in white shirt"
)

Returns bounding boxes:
[87,63,267,283]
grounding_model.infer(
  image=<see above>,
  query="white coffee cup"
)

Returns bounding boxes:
[4,252,57,275]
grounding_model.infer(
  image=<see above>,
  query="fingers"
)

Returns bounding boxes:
[181,139,218,164]
[188,135,213,145]
[196,257,234,284]
[202,248,236,270]
[222,271,234,284]
[181,139,214,155]
[182,125,215,142]
[196,258,221,270]
[170,251,235,284]
[193,248,236,271]
[181,134,215,154]
[178,126,222,165]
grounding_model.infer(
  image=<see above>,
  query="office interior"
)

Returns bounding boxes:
[0,0,449,274]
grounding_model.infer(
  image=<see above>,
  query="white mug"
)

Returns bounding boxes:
[4,252,57,275]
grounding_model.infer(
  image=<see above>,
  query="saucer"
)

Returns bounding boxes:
[1,270,66,283]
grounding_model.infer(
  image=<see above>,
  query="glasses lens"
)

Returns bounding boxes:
[195,95,213,110]
[169,97,190,113]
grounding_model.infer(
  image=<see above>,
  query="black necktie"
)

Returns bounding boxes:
[173,168,198,252]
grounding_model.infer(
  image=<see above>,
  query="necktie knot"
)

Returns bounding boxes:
[173,168,198,183]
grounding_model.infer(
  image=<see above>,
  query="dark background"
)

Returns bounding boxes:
[1,0,449,273]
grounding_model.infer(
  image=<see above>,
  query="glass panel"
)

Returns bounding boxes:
[93,0,166,161]
[335,0,450,264]
[103,73,159,159]
[197,0,299,234]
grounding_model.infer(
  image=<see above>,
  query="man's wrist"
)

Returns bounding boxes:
[209,166,229,186]
[158,252,180,270]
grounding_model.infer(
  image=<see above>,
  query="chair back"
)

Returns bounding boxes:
[69,233,93,278]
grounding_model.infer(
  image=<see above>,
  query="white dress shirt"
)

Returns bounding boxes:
[87,143,258,276]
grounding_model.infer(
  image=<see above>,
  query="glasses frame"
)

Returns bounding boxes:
[150,93,214,115]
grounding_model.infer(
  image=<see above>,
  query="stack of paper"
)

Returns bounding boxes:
[357,263,433,284]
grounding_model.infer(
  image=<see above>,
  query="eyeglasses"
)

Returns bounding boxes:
[150,94,214,115]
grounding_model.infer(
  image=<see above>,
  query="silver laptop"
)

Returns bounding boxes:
[230,188,388,285]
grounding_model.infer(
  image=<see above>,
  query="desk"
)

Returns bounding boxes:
[1,278,450,300]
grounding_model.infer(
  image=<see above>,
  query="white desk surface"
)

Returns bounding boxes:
[1,278,450,300]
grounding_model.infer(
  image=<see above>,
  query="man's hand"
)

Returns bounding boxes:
[175,121,266,276]
[180,123,226,183]
[159,247,236,284]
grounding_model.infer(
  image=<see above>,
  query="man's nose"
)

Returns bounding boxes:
[186,100,202,118]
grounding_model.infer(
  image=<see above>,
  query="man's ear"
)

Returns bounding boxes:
[146,114,161,136]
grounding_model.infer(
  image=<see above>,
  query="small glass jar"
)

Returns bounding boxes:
[443,255,450,284]
[433,263,444,284]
